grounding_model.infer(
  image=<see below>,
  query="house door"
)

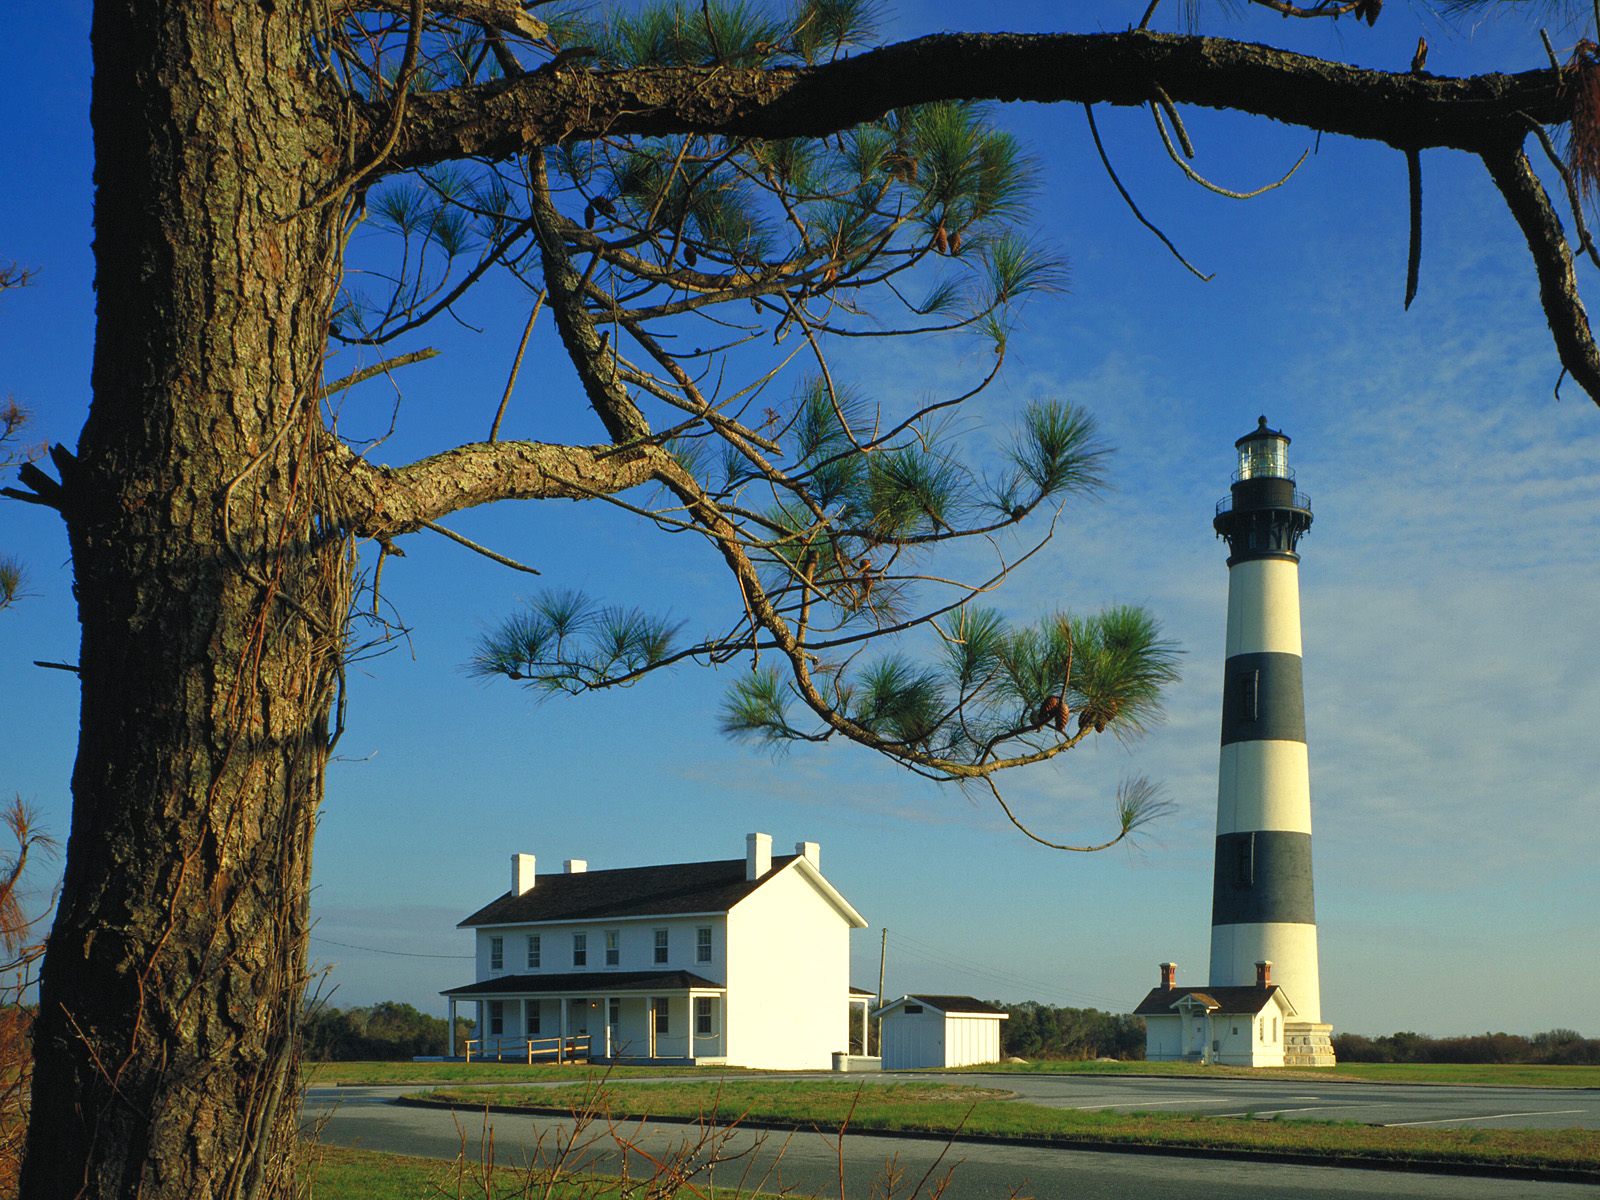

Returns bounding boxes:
[568,998,589,1036]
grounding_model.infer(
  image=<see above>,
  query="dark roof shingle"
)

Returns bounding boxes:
[1132,985,1283,1016]
[459,856,798,926]
[908,994,1007,1016]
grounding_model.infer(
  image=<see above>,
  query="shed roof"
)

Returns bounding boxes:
[874,994,1008,1018]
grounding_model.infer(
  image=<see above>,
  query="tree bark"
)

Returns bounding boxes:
[22,2,347,1197]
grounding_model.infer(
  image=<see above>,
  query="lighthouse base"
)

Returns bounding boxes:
[1284,1022,1336,1067]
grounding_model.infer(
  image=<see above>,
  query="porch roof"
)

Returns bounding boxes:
[443,970,723,998]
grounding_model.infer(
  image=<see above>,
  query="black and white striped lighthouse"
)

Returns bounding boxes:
[1209,417,1334,1065]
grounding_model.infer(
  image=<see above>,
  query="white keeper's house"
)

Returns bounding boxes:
[443,832,870,1070]
[1133,961,1298,1068]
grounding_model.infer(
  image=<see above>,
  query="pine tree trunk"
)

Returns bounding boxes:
[22,3,348,1196]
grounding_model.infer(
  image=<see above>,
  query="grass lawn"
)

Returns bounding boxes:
[302,1142,791,1199]
[306,1061,754,1087]
[420,1079,1600,1174]
[944,1060,1600,1089]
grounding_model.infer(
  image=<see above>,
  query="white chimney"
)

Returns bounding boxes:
[745,832,772,881]
[512,853,536,896]
[794,841,820,869]
[564,858,588,874]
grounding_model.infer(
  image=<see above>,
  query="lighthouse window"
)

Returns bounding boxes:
[1236,835,1255,886]
[1238,670,1259,722]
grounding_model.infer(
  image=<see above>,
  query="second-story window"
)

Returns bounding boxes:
[605,929,620,966]
[696,926,712,963]
[526,934,541,969]
[489,936,504,971]
[653,929,669,964]
[573,932,587,967]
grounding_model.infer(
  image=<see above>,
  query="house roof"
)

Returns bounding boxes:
[1132,985,1291,1017]
[873,994,1008,1018]
[443,970,722,997]
[459,856,801,926]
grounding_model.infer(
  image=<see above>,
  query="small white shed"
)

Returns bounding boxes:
[874,994,1008,1069]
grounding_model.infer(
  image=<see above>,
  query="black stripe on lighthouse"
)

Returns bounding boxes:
[1220,652,1306,745]
[1211,831,1316,925]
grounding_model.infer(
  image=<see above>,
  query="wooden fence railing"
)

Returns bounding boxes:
[463,1034,592,1064]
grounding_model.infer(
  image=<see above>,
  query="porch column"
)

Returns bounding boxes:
[603,996,612,1058]
[559,995,569,1063]
[448,998,457,1058]
[859,999,868,1056]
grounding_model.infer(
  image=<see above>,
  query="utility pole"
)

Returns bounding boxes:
[875,927,887,1057]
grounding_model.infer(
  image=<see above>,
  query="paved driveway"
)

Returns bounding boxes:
[304,1082,1599,1200]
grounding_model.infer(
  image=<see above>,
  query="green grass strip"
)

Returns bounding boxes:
[944,1060,1600,1088]
[421,1080,1600,1173]
[306,1060,756,1087]
[301,1142,789,1199]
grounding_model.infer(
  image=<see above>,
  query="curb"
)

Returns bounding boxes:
[391,1095,1600,1186]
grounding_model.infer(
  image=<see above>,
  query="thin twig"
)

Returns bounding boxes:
[422,519,542,573]
[1151,101,1308,199]
[489,289,546,441]
[1084,104,1213,281]
[316,347,438,400]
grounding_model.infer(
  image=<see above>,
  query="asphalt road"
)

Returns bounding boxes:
[303,1073,1600,1199]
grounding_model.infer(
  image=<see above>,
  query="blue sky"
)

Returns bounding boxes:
[2,1,1597,1036]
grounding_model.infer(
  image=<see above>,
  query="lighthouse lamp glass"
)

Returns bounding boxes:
[1238,437,1289,481]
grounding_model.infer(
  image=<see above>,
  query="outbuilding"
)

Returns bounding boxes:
[874,994,1008,1069]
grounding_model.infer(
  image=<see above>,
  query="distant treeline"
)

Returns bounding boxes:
[1333,1028,1598,1065]
[1000,1002,1145,1060]
[303,1001,473,1061]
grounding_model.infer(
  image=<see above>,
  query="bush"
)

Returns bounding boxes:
[1332,1028,1600,1065]
[303,1001,465,1061]
[1001,1002,1145,1060]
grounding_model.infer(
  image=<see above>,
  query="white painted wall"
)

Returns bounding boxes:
[724,861,854,1070]
[880,1006,945,1070]
[1143,1014,1183,1061]
[475,914,726,981]
[941,1014,1002,1067]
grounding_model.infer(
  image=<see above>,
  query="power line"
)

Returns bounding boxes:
[310,935,472,960]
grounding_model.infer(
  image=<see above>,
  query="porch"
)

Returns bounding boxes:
[444,970,728,1065]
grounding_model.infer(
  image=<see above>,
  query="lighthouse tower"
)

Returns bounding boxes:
[1209,417,1334,1066]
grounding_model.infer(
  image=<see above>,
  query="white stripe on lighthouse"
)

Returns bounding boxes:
[1225,558,1304,657]
[1217,742,1312,836]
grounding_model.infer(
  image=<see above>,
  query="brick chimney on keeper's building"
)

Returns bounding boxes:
[1256,960,1272,988]
[1160,962,1177,991]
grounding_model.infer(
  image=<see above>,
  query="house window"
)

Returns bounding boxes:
[904,1004,923,1015]
[695,997,714,1036]
[605,929,620,967]
[526,935,541,969]
[1272,1017,1278,1041]
[1259,1018,1265,1041]
[652,997,669,1034]
[489,936,504,971]
[488,1000,504,1036]
[527,1003,541,1036]
[573,933,587,967]
[609,998,620,1027]
[654,929,669,964]
[696,926,712,963]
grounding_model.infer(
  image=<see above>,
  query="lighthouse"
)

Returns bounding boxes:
[1207,416,1334,1066]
